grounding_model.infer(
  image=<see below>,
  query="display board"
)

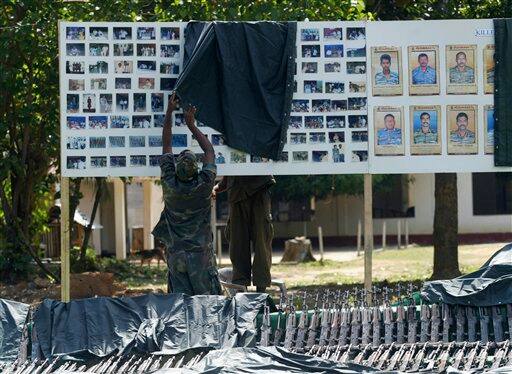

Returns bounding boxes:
[367,19,511,173]
[59,21,367,177]
[59,20,511,177]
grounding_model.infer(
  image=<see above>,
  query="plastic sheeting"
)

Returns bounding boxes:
[0,298,30,362]
[493,19,512,166]
[175,21,296,160]
[153,346,378,373]
[34,293,268,359]
[421,243,512,306]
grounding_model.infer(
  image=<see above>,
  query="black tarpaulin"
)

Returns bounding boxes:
[175,21,297,160]
[0,298,29,362]
[421,243,512,306]
[33,293,268,359]
[493,19,512,166]
[154,346,378,373]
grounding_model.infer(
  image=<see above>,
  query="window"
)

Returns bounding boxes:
[473,173,512,215]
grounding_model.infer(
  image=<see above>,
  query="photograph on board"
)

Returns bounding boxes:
[302,62,317,74]
[149,155,160,167]
[90,78,107,90]
[447,104,478,154]
[161,27,180,40]
[446,45,477,94]
[300,28,320,41]
[230,151,247,164]
[89,43,109,57]
[290,133,307,145]
[137,27,155,40]
[410,105,441,155]
[325,62,341,73]
[114,43,133,56]
[484,105,494,154]
[114,27,132,40]
[69,79,84,91]
[349,115,367,128]
[67,156,86,170]
[82,94,96,113]
[374,106,404,156]
[346,27,365,40]
[332,144,344,163]
[371,46,402,96]
[109,136,126,148]
[66,61,84,74]
[408,45,440,96]
[66,137,86,150]
[89,27,108,40]
[89,137,106,149]
[292,151,308,162]
[327,116,345,128]
[99,94,112,113]
[324,28,342,40]
[346,47,366,58]
[289,116,303,129]
[91,156,107,168]
[110,115,130,129]
[349,81,366,93]
[114,60,133,74]
[67,94,79,113]
[302,45,321,58]
[131,155,147,167]
[116,93,129,112]
[89,61,108,74]
[483,44,495,95]
[352,150,368,162]
[66,27,85,40]
[291,100,309,112]
[66,43,85,56]
[312,151,328,162]
[110,156,126,168]
[89,115,108,129]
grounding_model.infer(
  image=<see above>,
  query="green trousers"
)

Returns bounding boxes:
[226,190,273,288]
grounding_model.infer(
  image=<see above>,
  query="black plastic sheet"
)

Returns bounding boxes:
[153,346,378,373]
[175,21,296,160]
[421,243,512,306]
[34,293,268,359]
[494,19,512,166]
[0,298,29,362]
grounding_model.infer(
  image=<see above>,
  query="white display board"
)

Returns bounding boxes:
[59,21,368,177]
[366,19,511,173]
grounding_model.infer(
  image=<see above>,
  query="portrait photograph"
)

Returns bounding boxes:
[133,93,147,112]
[410,105,441,155]
[67,94,79,113]
[82,94,96,113]
[484,44,495,94]
[374,106,404,156]
[446,45,477,94]
[447,104,478,154]
[408,45,440,96]
[116,93,129,112]
[371,46,402,96]
[484,105,494,154]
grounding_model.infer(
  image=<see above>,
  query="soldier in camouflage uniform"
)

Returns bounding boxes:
[413,112,438,144]
[152,94,222,295]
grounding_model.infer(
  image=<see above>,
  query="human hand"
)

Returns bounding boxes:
[184,105,197,127]
[166,92,179,113]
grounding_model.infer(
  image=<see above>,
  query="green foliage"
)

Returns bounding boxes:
[70,246,100,273]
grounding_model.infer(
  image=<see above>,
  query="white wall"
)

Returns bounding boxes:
[76,180,102,253]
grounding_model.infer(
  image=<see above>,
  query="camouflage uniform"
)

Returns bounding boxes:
[152,153,222,295]
[225,176,275,288]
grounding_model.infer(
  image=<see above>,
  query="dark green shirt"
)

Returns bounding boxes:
[152,154,216,252]
[227,176,275,203]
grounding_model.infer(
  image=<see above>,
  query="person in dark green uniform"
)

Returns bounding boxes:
[152,94,222,295]
[213,176,275,292]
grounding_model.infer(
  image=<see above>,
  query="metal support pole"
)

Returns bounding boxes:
[397,220,402,249]
[318,226,324,262]
[211,198,217,261]
[357,220,362,256]
[363,174,373,294]
[60,176,70,302]
[382,221,387,250]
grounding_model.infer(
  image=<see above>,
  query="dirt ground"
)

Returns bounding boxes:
[0,242,505,305]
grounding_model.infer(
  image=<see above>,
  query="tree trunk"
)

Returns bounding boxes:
[79,178,103,264]
[432,173,461,280]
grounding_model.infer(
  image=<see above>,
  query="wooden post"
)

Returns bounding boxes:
[363,174,373,294]
[405,219,409,248]
[211,198,217,263]
[382,221,387,250]
[356,219,362,256]
[318,226,324,262]
[217,228,222,266]
[60,176,70,302]
[397,220,402,249]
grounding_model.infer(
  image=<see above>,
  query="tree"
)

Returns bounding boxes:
[0,0,369,281]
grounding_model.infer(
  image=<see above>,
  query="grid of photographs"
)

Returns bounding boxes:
[60,22,369,176]
[367,19,497,167]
